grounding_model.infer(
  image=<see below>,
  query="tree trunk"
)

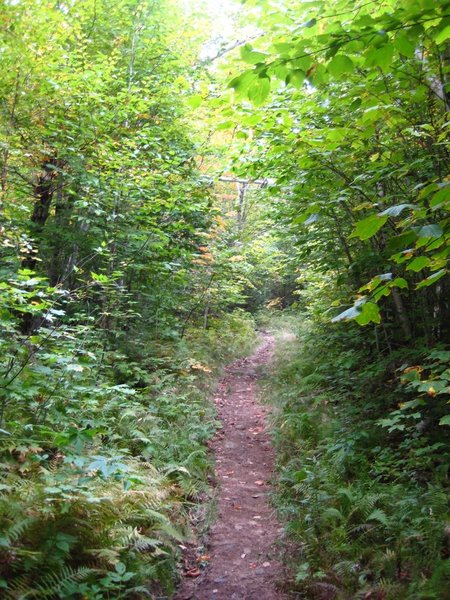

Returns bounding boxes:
[391,287,413,341]
[22,160,57,270]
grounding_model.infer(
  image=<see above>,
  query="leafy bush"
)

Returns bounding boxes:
[265,318,450,600]
[0,287,256,598]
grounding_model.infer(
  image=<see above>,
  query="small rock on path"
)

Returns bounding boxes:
[175,333,285,600]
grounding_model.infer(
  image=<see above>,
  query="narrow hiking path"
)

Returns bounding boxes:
[175,333,285,600]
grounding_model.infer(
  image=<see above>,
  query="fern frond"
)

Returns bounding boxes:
[7,517,38,543]
[32,566,99,599]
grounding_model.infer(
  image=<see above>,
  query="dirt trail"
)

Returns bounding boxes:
[175,333,285,600]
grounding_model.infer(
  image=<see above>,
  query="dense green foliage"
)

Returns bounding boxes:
[219,0,450,597]
[225,0,450,337]
[0,0,257,597]
[1,0,449,597]
[263,315,450,599]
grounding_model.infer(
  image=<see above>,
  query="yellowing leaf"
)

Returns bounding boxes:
[190,363,212,373]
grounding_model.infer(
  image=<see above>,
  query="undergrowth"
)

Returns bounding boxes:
[264,316,450,600]
[0,310,256,599]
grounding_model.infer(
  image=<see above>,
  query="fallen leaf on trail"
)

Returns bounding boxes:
[197,555,210,562]
[255,480,265,486]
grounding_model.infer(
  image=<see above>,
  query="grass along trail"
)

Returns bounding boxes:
[175,333,285,600]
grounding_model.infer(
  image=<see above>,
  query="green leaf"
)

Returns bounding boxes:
[273,42,293,53]
[387,231,418,253]
[350,214,388,240]
[379,203,416,217]
[439,415,450,426]
[419,182,439,200]
[293,469,308,482]
[417,224,444,238]
[270,62,289,80]
[115,562,126,575]
[433,24,450,45]
[327,128,351,141]
[91,272,109,283]
[247,77,271,106]
[216,120,235,130]
[373,286,391,301]
[355,302,381,325]
[186,94,202,109]
[287,69,305,89]
[327,54,354,77]
[391,277,408,289]
[416,269,447,289]
[228,70,256,93]
[430,187,450,209]
[240,44,267,65]
[394,31,416,57]
[365,45,394,72]
[406,256,431,272]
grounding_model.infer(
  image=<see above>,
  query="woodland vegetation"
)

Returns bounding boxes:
[0,0,449,598]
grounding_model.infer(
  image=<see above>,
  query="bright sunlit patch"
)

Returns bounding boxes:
[180,0,257,61]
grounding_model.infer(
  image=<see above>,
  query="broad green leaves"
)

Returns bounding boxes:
[331,300,381,325]
[229,71,271,106]
[247,77,271,106]
[356,301,381,325]
[379,204,416,217]
[332,300,380,325]
[365,45,394,73]
[417,224,444,239]
[230,0,449,335]
[240,44,268,65]
[226,4,450,598]
[406,256,431,272]
[327,55,354,78]
[416,269,447,288]
[350,215,388,240]
[433,22,450,45]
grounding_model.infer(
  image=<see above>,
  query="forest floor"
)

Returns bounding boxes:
[174,333,286,600]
